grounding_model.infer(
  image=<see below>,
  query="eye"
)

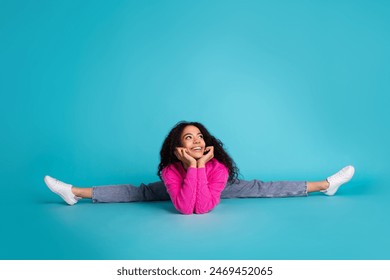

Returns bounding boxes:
[199,135,204,139]
[185,135,192,140]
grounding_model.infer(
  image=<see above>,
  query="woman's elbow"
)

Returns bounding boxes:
[177,207,214,215]
[194,205,215,214]
[195,200,219,214]
[179,209,194,215]
[174,205,194,215]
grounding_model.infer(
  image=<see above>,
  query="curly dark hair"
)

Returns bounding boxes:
[157,121,239,183]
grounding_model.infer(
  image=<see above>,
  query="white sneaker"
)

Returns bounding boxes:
[44,175,79,205]
[323,165,355,196]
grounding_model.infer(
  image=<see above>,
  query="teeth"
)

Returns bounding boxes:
[193,147,202,150]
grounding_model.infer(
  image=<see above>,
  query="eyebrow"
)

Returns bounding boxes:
[182,133,203,138]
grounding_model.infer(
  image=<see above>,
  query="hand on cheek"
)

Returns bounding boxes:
[198,146,214,167]
[175,147,197,169]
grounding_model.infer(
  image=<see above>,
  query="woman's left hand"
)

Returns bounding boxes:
[197,146,214,167]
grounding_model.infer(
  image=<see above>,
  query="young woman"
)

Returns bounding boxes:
[44,121,355,214]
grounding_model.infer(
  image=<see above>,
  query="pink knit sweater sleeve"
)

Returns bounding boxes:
[162,159,229,215]
[162,165,197,214]
[195,166,228,214]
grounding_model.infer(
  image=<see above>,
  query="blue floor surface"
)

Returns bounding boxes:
[2,172,389,260]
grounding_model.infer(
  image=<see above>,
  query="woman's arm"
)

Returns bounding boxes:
[162,147,228,215]
[194,164,229,214]
[162,165,198,215]
[193,146,228,214]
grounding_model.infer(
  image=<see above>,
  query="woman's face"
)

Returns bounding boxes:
[179,125,206,159]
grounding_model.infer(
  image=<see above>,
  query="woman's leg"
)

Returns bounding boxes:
[72,187,92,198]
[221,180,308,198]
[222,165,355,198]
[91,181,170,203]
[306,181,329,192]
[44,175,170,205]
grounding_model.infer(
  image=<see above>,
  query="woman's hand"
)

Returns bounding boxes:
[175,147,197,170]
[197,146,214,168]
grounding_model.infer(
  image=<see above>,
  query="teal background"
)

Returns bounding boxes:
[1,0,389,259]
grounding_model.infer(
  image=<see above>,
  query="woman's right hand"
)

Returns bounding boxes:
[175,148,197,170]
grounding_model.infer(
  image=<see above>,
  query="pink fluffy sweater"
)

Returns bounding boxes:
[161,158,229,214]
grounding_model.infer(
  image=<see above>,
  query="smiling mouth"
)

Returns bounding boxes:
[192,147,203,152]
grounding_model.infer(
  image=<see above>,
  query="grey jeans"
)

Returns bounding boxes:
[92,180,308,203]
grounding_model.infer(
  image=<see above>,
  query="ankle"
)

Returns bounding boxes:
[71,187,80,197]
[307,181,329,192]
[71,187,92,199]
[322,180,330,190]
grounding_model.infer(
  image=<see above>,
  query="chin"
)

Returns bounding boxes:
[191,154,202,160]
